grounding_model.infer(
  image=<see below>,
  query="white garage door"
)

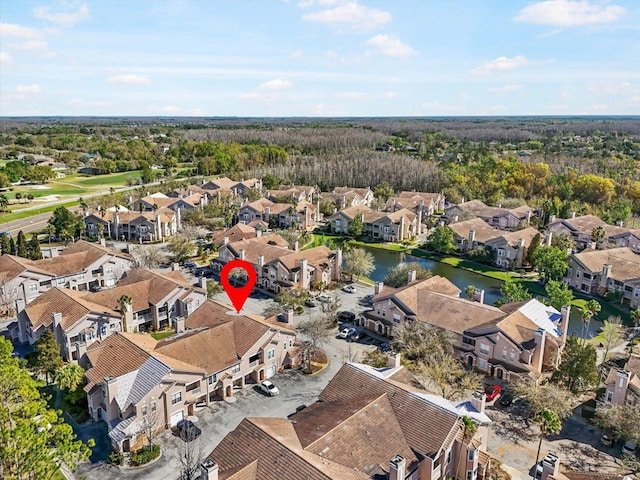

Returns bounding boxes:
[266,365,276,379]
[170,410,184,427]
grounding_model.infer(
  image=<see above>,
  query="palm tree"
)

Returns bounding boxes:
[580,299,602,345]
[15,192,23,204]
[532,409,562,478]
[591,226,607,247]
[631,309,640,330]
[465,285,476,301]
[455,416,478,480]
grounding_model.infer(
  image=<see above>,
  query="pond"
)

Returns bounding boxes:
[359,245,602,338]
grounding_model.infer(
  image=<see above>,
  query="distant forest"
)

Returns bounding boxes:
[1,116,639,222]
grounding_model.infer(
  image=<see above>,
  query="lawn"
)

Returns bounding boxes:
[75,170,143,186]
[50,469,66,480]
[150,331,175,341]
[0,200,81,224]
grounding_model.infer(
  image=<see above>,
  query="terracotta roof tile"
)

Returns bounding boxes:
[448,218,501,243]
[572,247,640,280]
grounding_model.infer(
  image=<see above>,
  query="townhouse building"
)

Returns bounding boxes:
[364,276,570,382]
[445,200,534,230]
[565,247,640,306]
[238,198,319,230]
[132,191,206,212]
[83,300,295,453]
[483,227,541,269]
[319,186,374,209]
[201,360,492,480]
[328,206,417,241]
[1,240,132,318]
[201,177,262,196]
[264,184,316,203]
[386,191,446,216]
[547,214,640,252]
[84,206,180,241]
[603,354,640,407]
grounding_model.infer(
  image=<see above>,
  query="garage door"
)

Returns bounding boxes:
[266,365,276,379]
[170,410,183,427]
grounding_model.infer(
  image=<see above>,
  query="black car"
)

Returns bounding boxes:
[348,331,366,342]
[337,311,356,322]
[305,299,318,308]
[499,393,513,406]
[378,342,391,352]
[175,420,202,442]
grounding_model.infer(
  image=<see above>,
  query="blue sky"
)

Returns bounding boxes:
[1,0,639,116]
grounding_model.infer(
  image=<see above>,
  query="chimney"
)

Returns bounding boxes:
[199,276,207,289]
[200,459,219,480]
[392,199,396,212]
[468,230,476,249]
[398,215,405,241]
[299,258,309,289]
[526,210,532,223]
[52,312,62,331]
[616,220,624,227]
[474,289,485,304]
[374,281,384,295]
[470,391,487,414]
[570,211,576,219]
[223,236,229,245]
[293,241,299,252]
[256,229,262,237]
[172,262,179,271]
[600,264,612,291]
[453,215,459,223]
[265,206,271,216]
[258,255,264,268]
[532,328,546,373]
[548,214,556,225]
[407,269,417,284]
[461,197,465,204]
[335,248,343,281]
[560,305,571,348]
[387,353,401,368]
[99,238,106,247]
[174,316,185,334]
[389,455,406,480]
[545,231,553,247]
[516,238,526,266]
[283,309,294,324]
[239,249,246,261]
[122,302,134,333]
[540,453,560,480]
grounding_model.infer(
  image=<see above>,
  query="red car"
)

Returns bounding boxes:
[485,384,502,401]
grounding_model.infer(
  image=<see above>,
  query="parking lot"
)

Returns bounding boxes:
[75,283,380,479]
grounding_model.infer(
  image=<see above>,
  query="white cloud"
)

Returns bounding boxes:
[17,84,41,94]
[488,84,524,94]
[0,52,12,64]
[589,82,638,96]
[365,34,416,59]
[302,2,392,32]
[106,74,151,85]
[291,49,303,59]
[259,79,294,90]
[33,3,90,27]
[0,22,42,38]
[514,0,625,26]
[471,55,533,76]
[422,101,466,113]
[10,40,49,50]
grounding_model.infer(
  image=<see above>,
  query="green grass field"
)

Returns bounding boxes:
[75,170,143,186]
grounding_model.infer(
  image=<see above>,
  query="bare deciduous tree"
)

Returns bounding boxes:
[130,245,168,268]
[178,433,206,480]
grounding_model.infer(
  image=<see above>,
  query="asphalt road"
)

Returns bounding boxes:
[2,207,80,236]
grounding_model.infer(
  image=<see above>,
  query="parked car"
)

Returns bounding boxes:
[600,433,613,447]
[337,311,356,322]
[260,380,279,396]
[622,441,637,457]
[348,331,366,342]
[317,294,332,303]
[499,393,513,406]
[485,384,502,402]
[342,285,357,293]
[379,342,391,352]
[175,420,202,442]
[183,261,197,268]
[339,327,357,339]
[305,298,318,308]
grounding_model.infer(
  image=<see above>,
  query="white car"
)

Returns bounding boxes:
[342,285,357,293]
[317,294,332,303]
[260,380,279,396]
[339,327,357,339]
[622,441,637,457]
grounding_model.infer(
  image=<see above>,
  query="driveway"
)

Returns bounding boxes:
[486,401,629,479]
[76,284,378,480]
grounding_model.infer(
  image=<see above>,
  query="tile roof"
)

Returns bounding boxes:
[224,236,292,265]
[374,275,461,309]
[25,287,119,331]
[110,268,203,306]
[448,218,501,243]
[0,254,54,280]
[319,363,460,458]
[184,300,236,329]
[333,187,371,198]
[29,240,131,276]
[212,223,257,244]
[484,227,541,248]
[571,247,640,280]
[272,245,335,271]
[549,214,607,233]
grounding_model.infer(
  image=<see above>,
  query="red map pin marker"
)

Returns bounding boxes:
[220,259,257,313]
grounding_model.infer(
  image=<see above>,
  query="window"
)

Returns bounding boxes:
[57,278,65,285]
[467,471,474,480]
[77,273,85,280]
[186,381,199,392]
[480,343,490,356]
[208,374,217,385]
[477,359,487,370]
[28,284,37,292]
[151,401,156,413]
[141,405,148,416]
[393,314,401,324]
[171,391,182,405]
[501,349,507,360]
[606,391,613,403]
[619,378,625,388]
[447,450,452,465]
[104,266,113,274]
[267,349,275,360]
[509,352,515,362]
[468,449,476,461]
[232,364,241,374]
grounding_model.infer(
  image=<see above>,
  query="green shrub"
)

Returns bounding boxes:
[108,451,123,465]
[294,306,304,315]
[130,444,160,466]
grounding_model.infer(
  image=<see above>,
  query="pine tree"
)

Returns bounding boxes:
[16,230,28,258]
[0,234,11,255]
[28,233,43,260]
[9,237,16,255]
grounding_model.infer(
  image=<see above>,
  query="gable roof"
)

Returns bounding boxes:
[272,245,335,272]
[0,254,55,281]
[448,218,501,243]
[484,227,541,248]
[212,223,257,244]
[24,287,119,331]
[374,275,461,310]
[571,247,640,280]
